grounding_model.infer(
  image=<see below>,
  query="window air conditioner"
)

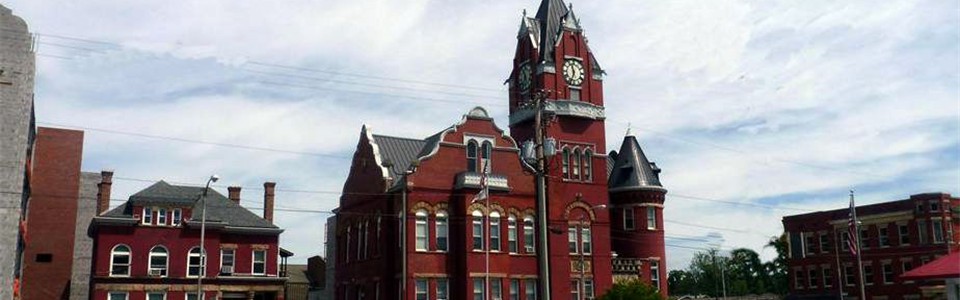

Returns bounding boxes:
[221,266,234,275]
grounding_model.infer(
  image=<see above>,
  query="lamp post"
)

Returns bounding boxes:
[578,204,606,300]
[196,174,219,300]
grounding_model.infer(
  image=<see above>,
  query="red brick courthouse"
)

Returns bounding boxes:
[329,0,669,299]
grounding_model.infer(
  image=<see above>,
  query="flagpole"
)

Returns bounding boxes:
[851,190,866,300]
[486,163,490,300]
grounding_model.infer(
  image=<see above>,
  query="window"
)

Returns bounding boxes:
[651,261,661,290]
[362,221,369,259]
[146,292,165,300]
[253,250,266,275]
[562,148,570,179]
[571,279,580,300]
[902,261,913,273]
[187,247,204,277]
[415,279,428,300]
[860,229,871,249]
[220,249,235,274]
[584,279,594,300]
[492,278,503,300]
[473,278,486,300]
[108,292,128,300]
[646,208,656,230]
[879,227,890,247]
[415,211,428,251]
[345,226,351,262]
[148,246,168,277]
[490,212,502,251]
[805,235,816,255]
[571,149,581,180]
[473,211,484,251]
[933,220,944,243]
[508,215,518,253]
[185,293,203,300]
[110,245,131,276]
[509,279,519,300]
[863,265,874,285]
[794,270,804,289]
[143,207,153,225]
[437,279,449,300]
[581,226,592,255]
[624,207,636,230]
[844,265,855,286]
[568,226,578,254]
[157,208,167,225]
[172,208,182,226]
[823,268,833,288]
[918,220,928,244]
[882,263,894,284]
[899,225,910,245]
[931,201,940,212]
[582,150,592,182]
[808,269,818,288]
[820,233,830,253]
[467,141,478,172]
[525,279,537,300]
[35,253,52,262]
[357,222,365,260]
[436,211,448,252]
[481,141,492,172]
[523,216,535,253]
[840,231,850,252]
[569,88,581,101]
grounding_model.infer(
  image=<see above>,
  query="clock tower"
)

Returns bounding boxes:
[507,0,613,298]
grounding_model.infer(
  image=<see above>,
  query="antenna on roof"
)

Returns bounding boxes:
[625,123,634,137]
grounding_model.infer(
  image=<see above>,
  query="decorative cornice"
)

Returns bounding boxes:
[510,100,605,126]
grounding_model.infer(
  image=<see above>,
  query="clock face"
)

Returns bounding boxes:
[562,59,585,86]
[518,64,533,91]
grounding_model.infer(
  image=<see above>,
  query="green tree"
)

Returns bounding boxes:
[727,248,767,295]
[599,279,665,300]
[763,234,789,295]
[668,269,698,296]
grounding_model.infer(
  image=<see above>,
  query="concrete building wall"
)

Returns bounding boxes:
[0,4,35,299]
[322,215,336,300]
[70,172,101,300]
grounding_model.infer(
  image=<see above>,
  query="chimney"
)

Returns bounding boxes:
[307,255,326,288]
[228,186,241,204]
[96,170,114,215]
[263,182,275,222]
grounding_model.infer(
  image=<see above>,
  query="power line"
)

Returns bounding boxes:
[246,61,503,92]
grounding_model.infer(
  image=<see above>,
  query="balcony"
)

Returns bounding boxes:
[509,100,605,126]
[455,172,510,192]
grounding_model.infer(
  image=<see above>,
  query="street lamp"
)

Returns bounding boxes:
[197,174,219,300]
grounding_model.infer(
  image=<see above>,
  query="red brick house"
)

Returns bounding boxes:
[782,193,960,300]
[91,180,286,300]
[330,1,668,299]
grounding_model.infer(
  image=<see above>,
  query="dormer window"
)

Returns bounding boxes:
[172,209,182,226]
[156,208,167,226]
[142,207,153,225]
[467,141,478,172]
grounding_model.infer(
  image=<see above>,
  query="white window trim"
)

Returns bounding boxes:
[436,211,448,252]
[187,247,204,278]
[108,292,130,300]
[624,207,636,231]
[172,208,182,226]
[156,208,167,226]
[109,244,131,277]
[142,207,153,225]
[252,249,267,276]
[646,208,656,230]
[523,215,536,253]
[148,246,169,277]
[472,210,485,251]
[220,248,235,274]
[415,210,429,251]
[146,292,167,300]
[581,226,592,255]
[507,215,518,253]
[490,211,501,252]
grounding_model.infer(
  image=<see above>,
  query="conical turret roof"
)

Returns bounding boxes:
[608,134,664,192]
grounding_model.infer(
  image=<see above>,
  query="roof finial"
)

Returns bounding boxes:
[523,9,527,17]
[626,123,634,137]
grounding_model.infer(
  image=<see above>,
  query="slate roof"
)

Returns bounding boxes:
[608,135,664,191]
[371,134,428,175]
[103,181,278,229]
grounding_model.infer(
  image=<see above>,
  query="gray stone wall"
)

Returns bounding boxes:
[0,4,35,299]
[322,215,337,300]
[70,172,100,300]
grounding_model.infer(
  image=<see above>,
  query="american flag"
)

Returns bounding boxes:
[847,194,859,256]
[472,161,490,203]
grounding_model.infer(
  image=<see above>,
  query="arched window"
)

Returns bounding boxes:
[187,247,204,277]
[562,148,570,179]
[481,141,493,172]
[110,245,131,276]
[436,211,448,252]
[472,210,484,251]
[490,211,501,251]
[148,246,168,277]
[508,215,518,253]
[523,215,535,253]
[572,149,581,180]
[467,140,479,172]
[583,149,593,182]
[414,210,428,251]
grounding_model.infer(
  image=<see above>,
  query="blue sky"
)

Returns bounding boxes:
[4,0,958,270]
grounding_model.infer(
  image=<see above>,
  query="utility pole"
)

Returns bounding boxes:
[533,90,552,300]
[851,190,867,300]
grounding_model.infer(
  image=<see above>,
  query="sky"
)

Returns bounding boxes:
[3,0,958,271]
